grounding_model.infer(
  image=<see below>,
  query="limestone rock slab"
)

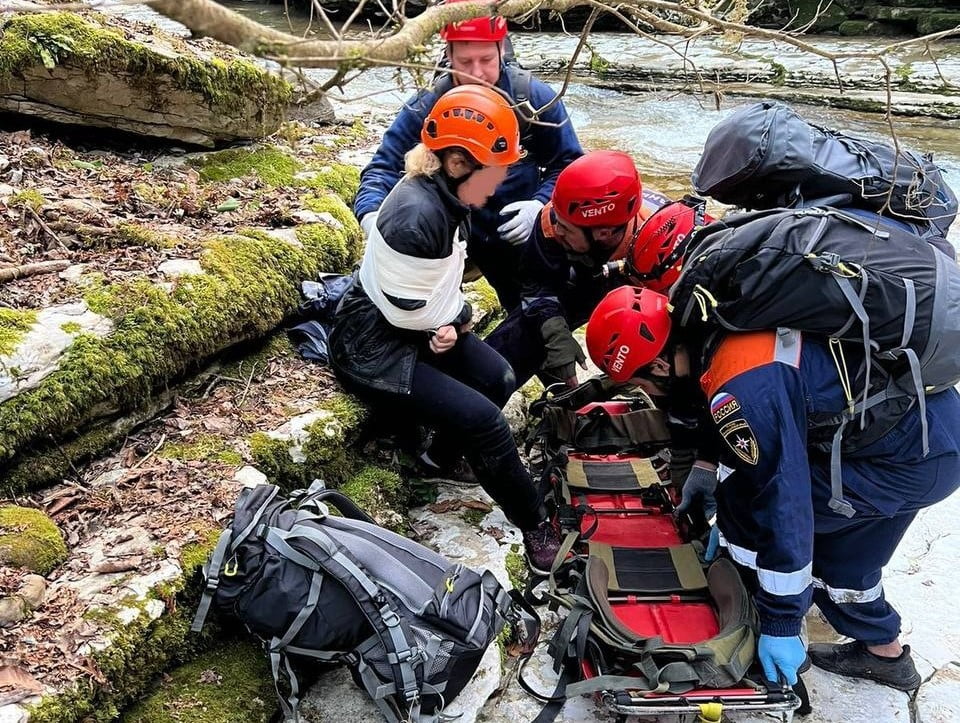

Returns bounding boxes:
[0,302,113,403]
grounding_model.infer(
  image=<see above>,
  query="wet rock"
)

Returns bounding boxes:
[0,13,291,147]
[291,209,343,227]
[233,465,268,488]
[916,663,960,722]
[0,301,113,403]
[266,409,336,464]
[0,507,67,575]
[157,258,204,278]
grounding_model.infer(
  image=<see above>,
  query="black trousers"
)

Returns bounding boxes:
[345,333,543,531]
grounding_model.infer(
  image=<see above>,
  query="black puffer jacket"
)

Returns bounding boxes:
[329,173,473,394]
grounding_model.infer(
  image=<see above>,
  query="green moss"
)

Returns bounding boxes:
[504,544,527,591]
[192,147,300,187]
[0,421,123,496]
[292,225,350,274]
[179,529,221,579]
[0,307,36,356]
[0,505,68,575]
[340,465,405,521]
[7,188,46,211]
[300,395,369,485]
[588,49,610,78]
[114,223,176,250]
[29,597,214,723]
[464,278,503,338]
[461,507,487,526]
[60,321,82,334]
[298,164,361,199]
[248,432,301,485]
[160,434,242,466]
[0,204,360,495]
[121,639,275,723]
[769,61,787,86]
[302,193,360,235]
[0,12,291,116]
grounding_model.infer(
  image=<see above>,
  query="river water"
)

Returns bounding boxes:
[115,0,960,247]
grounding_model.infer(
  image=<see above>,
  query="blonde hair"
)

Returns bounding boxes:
[404,143,442,178]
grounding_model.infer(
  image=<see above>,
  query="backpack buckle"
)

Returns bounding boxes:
[380,606,401,627]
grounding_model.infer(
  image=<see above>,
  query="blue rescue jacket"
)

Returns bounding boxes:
[702,331,960,636]
[354,66,583,246]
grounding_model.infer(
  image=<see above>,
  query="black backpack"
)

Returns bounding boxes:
[691,101,958,248]
[192,482,536,723]
[670,207,960,516]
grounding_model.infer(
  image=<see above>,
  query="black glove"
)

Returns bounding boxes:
[540,317,587,380]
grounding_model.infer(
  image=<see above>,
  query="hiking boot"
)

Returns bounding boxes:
[522,519,562,575]
[808,641,921,691]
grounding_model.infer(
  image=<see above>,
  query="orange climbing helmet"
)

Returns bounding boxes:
[421,85,522,167]
[440,0,508,42]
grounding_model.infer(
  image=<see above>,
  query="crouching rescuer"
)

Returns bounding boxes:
[586,285,960,690]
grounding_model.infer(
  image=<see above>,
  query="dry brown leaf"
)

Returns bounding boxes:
[92,557,142,574]
[462,500,493,512]
[426,500,462,514]
[0,665,44,693]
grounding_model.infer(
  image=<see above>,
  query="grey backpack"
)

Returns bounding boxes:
[691,101,957,248]
[192,482,532,723]
[670,206,960,516]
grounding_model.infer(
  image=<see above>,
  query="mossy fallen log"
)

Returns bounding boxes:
[0,12,292,146]
[0,189,362,498]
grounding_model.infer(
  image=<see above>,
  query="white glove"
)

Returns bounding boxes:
[360,211,379,238]
[497,200,544,245]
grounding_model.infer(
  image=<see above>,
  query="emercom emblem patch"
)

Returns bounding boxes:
[710,392,741,424]
[719,418,759,465]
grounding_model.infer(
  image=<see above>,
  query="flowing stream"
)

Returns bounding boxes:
[116,0,960,247]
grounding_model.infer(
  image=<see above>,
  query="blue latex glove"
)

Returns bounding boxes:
[704,525,720,562]
[498,200,544,245]
[676,463,718,521]
[758,634,806,686]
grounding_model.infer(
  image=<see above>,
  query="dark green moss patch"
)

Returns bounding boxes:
[0,505,68,575]
[192,147,300,187]
[120,639,275,723]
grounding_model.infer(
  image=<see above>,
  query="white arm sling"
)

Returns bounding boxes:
[358,210,467,331]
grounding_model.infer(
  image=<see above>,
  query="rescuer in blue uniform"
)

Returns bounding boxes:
[585,286,960,691]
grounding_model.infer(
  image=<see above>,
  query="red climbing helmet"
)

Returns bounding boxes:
[586,286,672,383]
[627,196,709,293]
[440,0,508,42]
[552,151,642,228]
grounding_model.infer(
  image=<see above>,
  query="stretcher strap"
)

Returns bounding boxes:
[565,458,661,492]
[588,543,708,594]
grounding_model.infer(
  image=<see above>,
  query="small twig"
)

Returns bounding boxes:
[46,433,86,487]
[0,259,69,283]
[236,361,259,408]
[25,206,68,250]
[131,432,166,470]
